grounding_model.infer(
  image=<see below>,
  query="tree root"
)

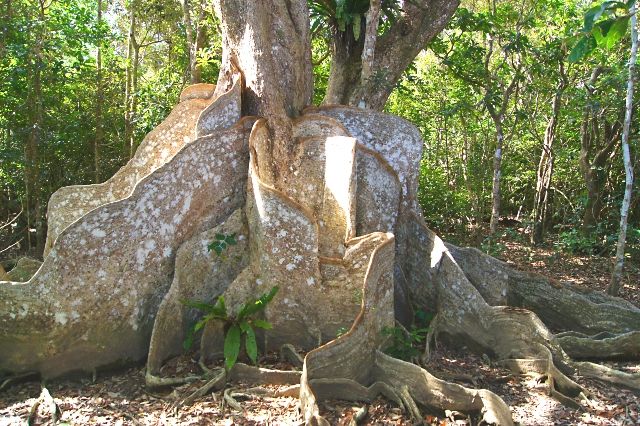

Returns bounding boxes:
[573,361,640,390]
[299,233,514,425]
[280,344,304,369]
[0,371,39,393]
[223,388,244,411]
[180,368,227,406]
[556,331,640,360]
[145,371,200,389]
[229,363,301,385]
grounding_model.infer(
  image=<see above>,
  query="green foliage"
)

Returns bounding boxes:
[569,0,634,62]
[207,233,238,256]
[382,325,429,361]
[382,310,433,361]
[481,235,507,257]
[182,286,279,372]
[309,0,400,39]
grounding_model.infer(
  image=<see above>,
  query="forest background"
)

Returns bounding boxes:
[0,0,638,287]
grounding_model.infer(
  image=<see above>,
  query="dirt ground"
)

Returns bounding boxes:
[1,230,638,425]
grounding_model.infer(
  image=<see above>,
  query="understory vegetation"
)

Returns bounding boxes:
[1,0,639,425]
[1,0,637,276]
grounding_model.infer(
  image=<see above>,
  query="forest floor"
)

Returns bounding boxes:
[0,228,638,425]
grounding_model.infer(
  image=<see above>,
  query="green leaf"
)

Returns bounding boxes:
[244,326,258,365]
[252,319,273,330]
[215,296,227,318]
[239,320,251,334]
[183,326,196,350]
[583,5,604,32]
[225,233,237,245]
[237,286,279,320]
[353,13,361,40]
[193,317,209,332]
[215,233,226,241]
[593,18,615,45]
[181,299,218,314]
[568,35,597,62]
[603,16,629,49]
[224,324,241,371]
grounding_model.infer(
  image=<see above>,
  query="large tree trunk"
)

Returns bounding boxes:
[3,2,640,424]
[324,0,459,110]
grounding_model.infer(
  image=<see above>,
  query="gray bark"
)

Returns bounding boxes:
[324,0,459,110]
[531,62,567,244]
[609,3,637,296]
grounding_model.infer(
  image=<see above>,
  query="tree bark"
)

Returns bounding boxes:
[531,62,567,244]
[213,0,313,181]
[579,67,622,232]
[181,0,203,84]
[608,2,637,296]
[323,0,459,110]
[94,0,104,183]
[488,113,504,235]
[124,9,138,159]
[24,0,46,256]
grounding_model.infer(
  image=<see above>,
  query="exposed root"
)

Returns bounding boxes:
[351,405,368,425]
[223,387,244,411]
[180,368,226,406]
[0,371,39,392]
[556,331,640,360]
[573,361,640,390]
[398,384,422,422]
[307,378,403,407]
[229,363,301,385]
[145,371,200,389]
[280,344,304,369]
[243,384,300,398]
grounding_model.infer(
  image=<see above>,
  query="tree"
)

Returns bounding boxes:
[609,0,637,295]
[314,0,460,109]
[567,0,637,293]
[432,3,529,234]
[531,52,568,245]
[2,1,640,424]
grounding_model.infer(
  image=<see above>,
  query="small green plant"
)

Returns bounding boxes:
[481,235,506,257]
[382,325,429,361]
[335,326,349,337]
[383,309,433,361]
[555,229,600,255]
[182,286,279,372]
[208,233,238,256]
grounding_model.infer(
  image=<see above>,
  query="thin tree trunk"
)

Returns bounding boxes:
[323,0,459,110]
[608,2,637,296]
[489,114,504,234]
[531,63,567,244]
[94,0,104,183]
[352,0,380,108]
[129,42,139,158]
[181,0,202,84]
[124,10,136,158]
[194,10,206,83]
[24,0,46,256]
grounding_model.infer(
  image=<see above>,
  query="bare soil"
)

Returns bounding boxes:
[1,230,638,425]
